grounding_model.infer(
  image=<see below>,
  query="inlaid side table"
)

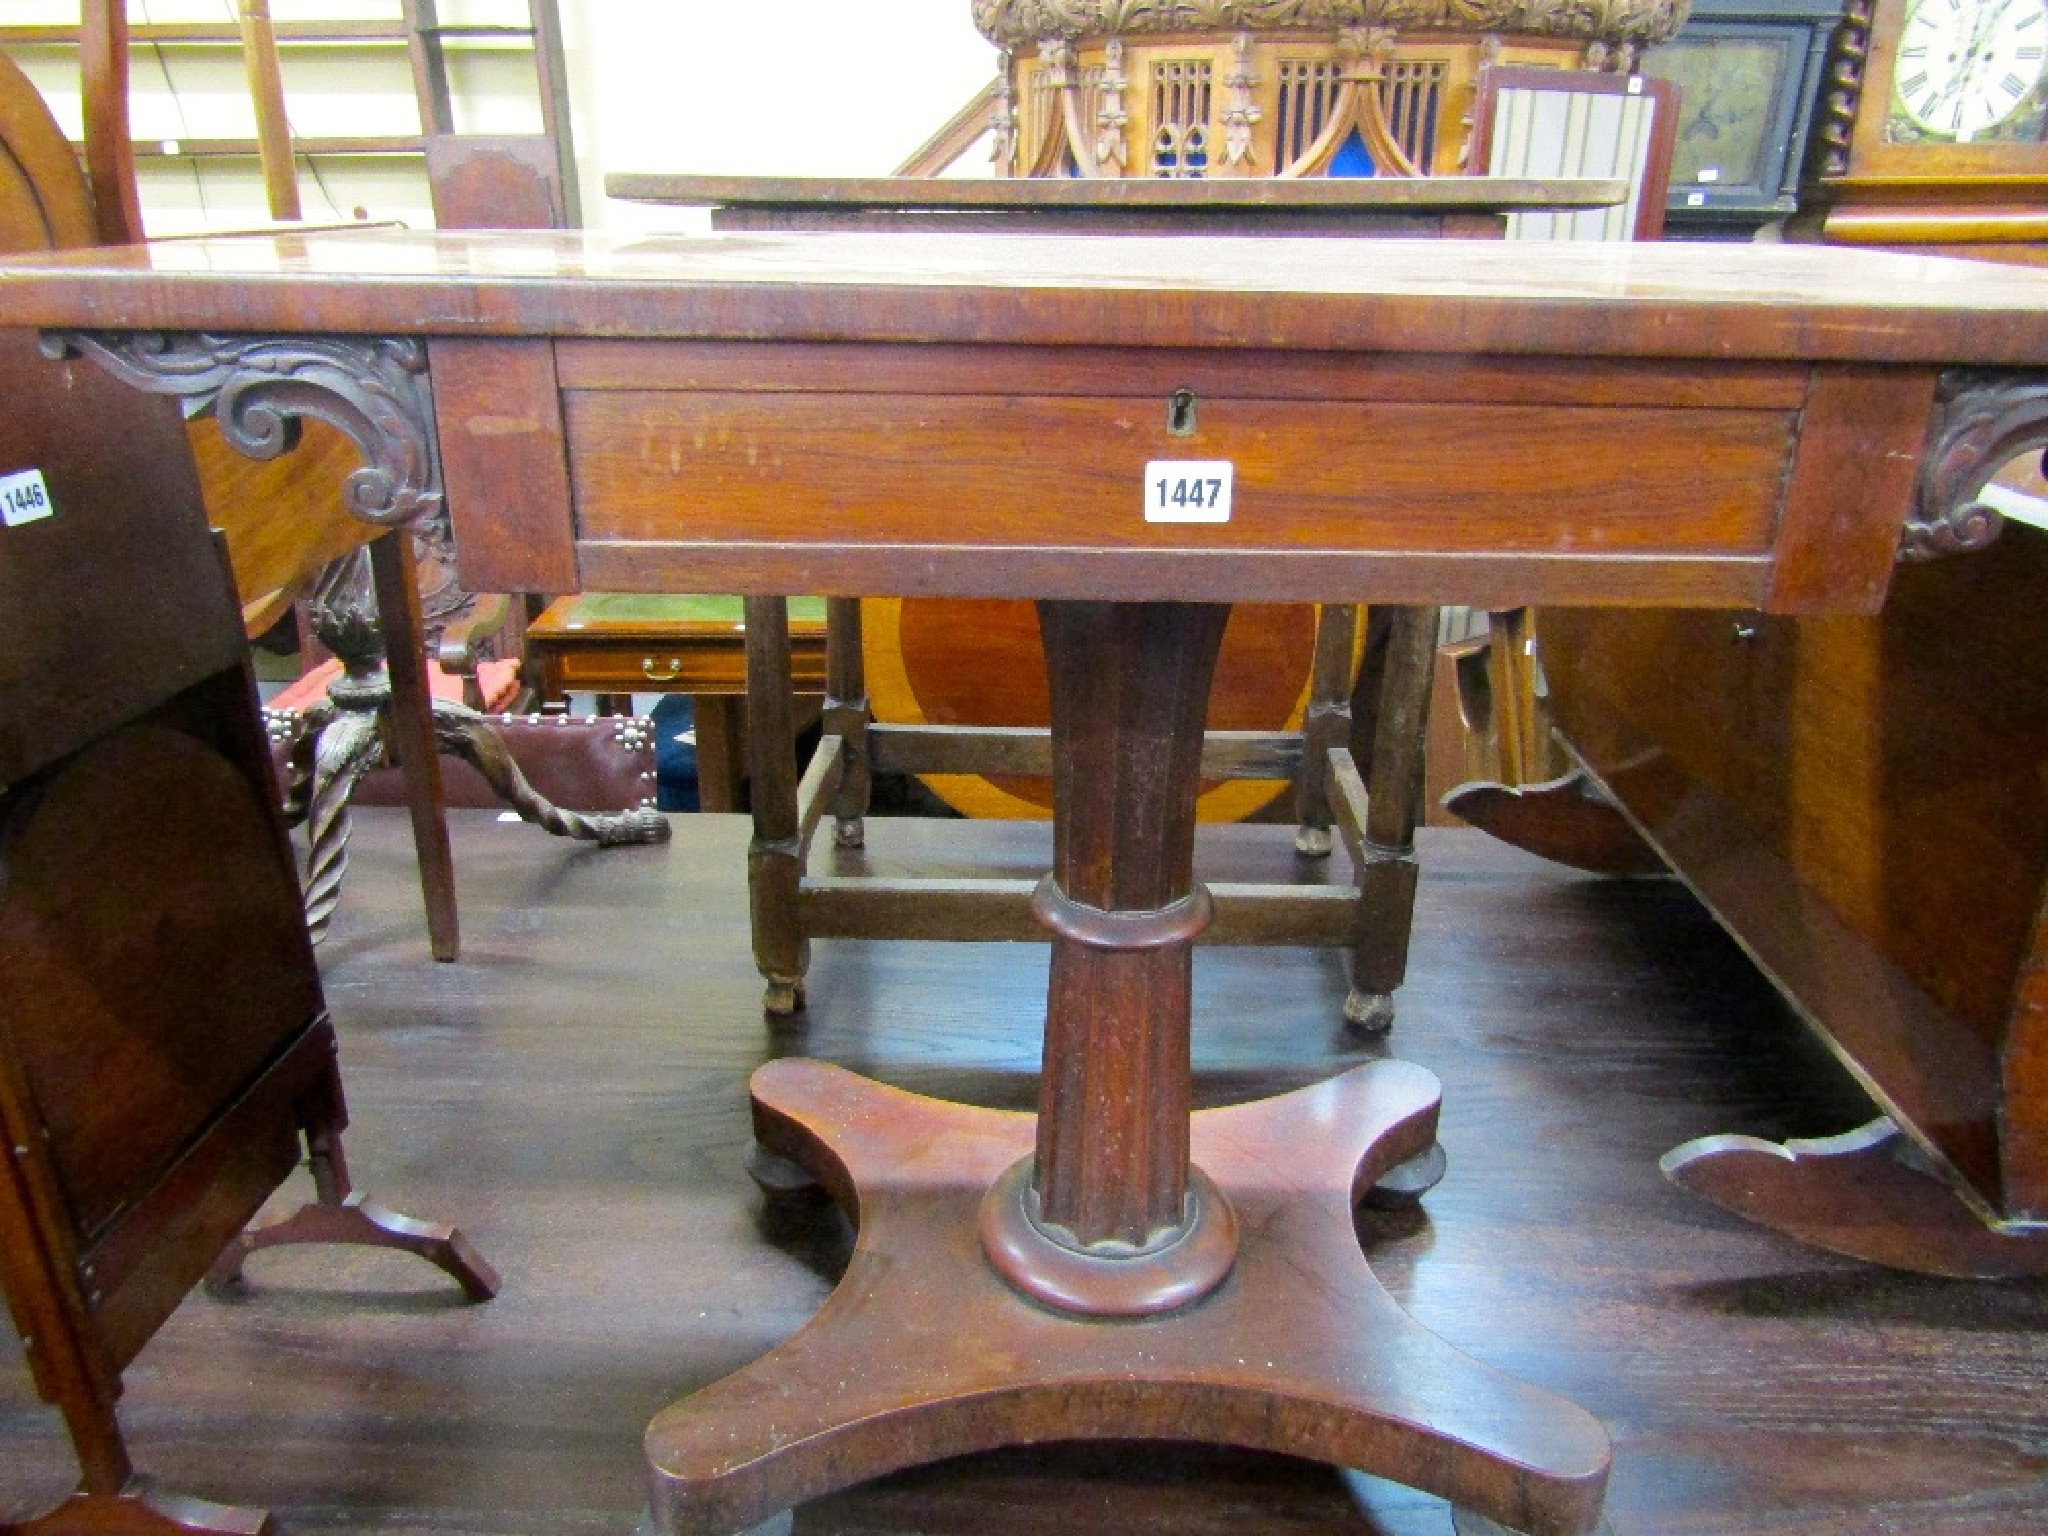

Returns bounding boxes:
[525,592,827,810]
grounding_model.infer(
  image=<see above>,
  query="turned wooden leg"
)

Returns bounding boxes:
[745,597,808,1016]
[1346,604,1438,1036]
[298,709,383,946]
[204,1065,498,1302]
[1294,603,1358,859]
[1346,604,1394,778]
[823,597,871,849]
[367,531,459,963]
[690,697,745,814]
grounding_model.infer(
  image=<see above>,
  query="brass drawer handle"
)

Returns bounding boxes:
[642,656,684,682]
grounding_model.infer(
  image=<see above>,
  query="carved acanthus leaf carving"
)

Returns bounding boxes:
[301,547,396,710]
[1583,37,1638,71]
[1441,0,1546,28]
[41,330,442,531]
[1902,371,2048,562]
[971,0,1687,49]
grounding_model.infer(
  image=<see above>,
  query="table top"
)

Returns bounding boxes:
[605,173,1632,213]
[4,227,2048,365]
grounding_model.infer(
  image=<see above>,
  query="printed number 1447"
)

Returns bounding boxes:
[1143,460,1234,525]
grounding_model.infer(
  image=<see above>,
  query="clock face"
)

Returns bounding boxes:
[1646,34,1789,192]
[1887,0,2048,142]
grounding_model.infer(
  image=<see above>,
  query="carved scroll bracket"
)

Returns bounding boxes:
[40,330,443,532]
[1903,370,2048,562]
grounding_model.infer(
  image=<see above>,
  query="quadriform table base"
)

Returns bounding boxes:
[643,1058,1610,1536]
[646,599,1609,1536]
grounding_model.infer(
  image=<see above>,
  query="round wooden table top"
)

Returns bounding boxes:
[864,596,1340,820]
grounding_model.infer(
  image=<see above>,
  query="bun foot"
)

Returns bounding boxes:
[1361,1141,1448,1210]
[1345,987,1395,1035]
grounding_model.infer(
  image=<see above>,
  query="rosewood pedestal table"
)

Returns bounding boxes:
[5,228,2047,1536]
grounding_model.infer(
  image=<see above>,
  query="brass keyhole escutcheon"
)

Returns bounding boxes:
[1167,388,1198,437]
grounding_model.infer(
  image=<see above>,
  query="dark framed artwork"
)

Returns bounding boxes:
[1641,0,1846,231]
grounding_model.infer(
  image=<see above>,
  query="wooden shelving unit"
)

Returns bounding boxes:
[0,2,575,231]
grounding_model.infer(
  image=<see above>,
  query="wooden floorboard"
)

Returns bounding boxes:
[4,812,2045,1534]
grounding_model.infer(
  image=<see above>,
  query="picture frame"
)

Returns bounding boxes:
[1640,0,1846,230]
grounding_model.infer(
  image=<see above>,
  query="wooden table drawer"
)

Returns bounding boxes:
[527,593,827,696]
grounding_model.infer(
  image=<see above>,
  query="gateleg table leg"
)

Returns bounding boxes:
[1346,603,1439,1035]
[744,597,807,1015]
[823,597,872,848]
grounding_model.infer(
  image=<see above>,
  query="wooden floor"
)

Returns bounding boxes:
[4,811,2046,1535]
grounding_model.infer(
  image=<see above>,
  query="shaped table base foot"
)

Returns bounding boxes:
[1456,1507,1619,1536]
[1443,772,1663,877]
[204,1191,500,1301]
[645,1058,1610,1536]
[1,1476,275,1536]
[1663,1118,2048,1280]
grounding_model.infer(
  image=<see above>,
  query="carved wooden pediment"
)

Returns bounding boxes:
[971,0,1689,50]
